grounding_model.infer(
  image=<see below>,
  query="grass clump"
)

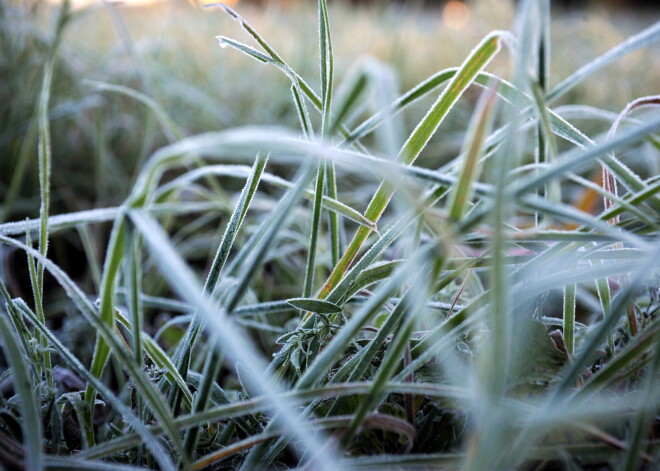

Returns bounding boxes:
[1,0,659,469]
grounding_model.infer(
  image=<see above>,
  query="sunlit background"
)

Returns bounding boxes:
[5,0,658,220]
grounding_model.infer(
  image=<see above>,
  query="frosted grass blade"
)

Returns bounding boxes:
[553,244,660,398]
[0,295,43,471]
[129,210,340,471]
[317,31,503,299]
[154,165,376,231]
[0,238,177,471]
[447,86,498,221]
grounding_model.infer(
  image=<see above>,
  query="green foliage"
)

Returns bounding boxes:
[1,0,659,470]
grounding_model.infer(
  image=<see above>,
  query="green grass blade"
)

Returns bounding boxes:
[85,211,127,418]
[317,31,503,300]
[10,299,176,470]
[399,32,503,165]
[0,295,43,471]
[553,244,660,398]
[562,284,576,355]
[0,234,183,470]
[318,0,334,137]
[128,208,340,471]
[291,84,314,138]
[448,86,498,221]
[303,162,325,298]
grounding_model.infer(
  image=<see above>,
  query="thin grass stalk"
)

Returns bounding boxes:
[304,161,326,298]
[318,0,341,265]
[33,0,71,392]
[563,283,577,355]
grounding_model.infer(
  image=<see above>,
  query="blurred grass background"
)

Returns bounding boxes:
[2,0,658,220]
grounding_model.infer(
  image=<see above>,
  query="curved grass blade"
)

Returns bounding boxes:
[79,381,467,461]
[85,80,184,141]
[155,164,376,232]
[0,235,182,471]
[0,203,226,237]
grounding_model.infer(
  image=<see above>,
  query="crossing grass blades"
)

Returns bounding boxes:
[0,0,659,469]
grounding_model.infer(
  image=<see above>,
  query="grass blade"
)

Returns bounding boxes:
[0,238,178,470]
[317,31,503,300]
[0,289,43,471]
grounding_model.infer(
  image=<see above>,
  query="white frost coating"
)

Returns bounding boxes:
[216,36,229,48]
